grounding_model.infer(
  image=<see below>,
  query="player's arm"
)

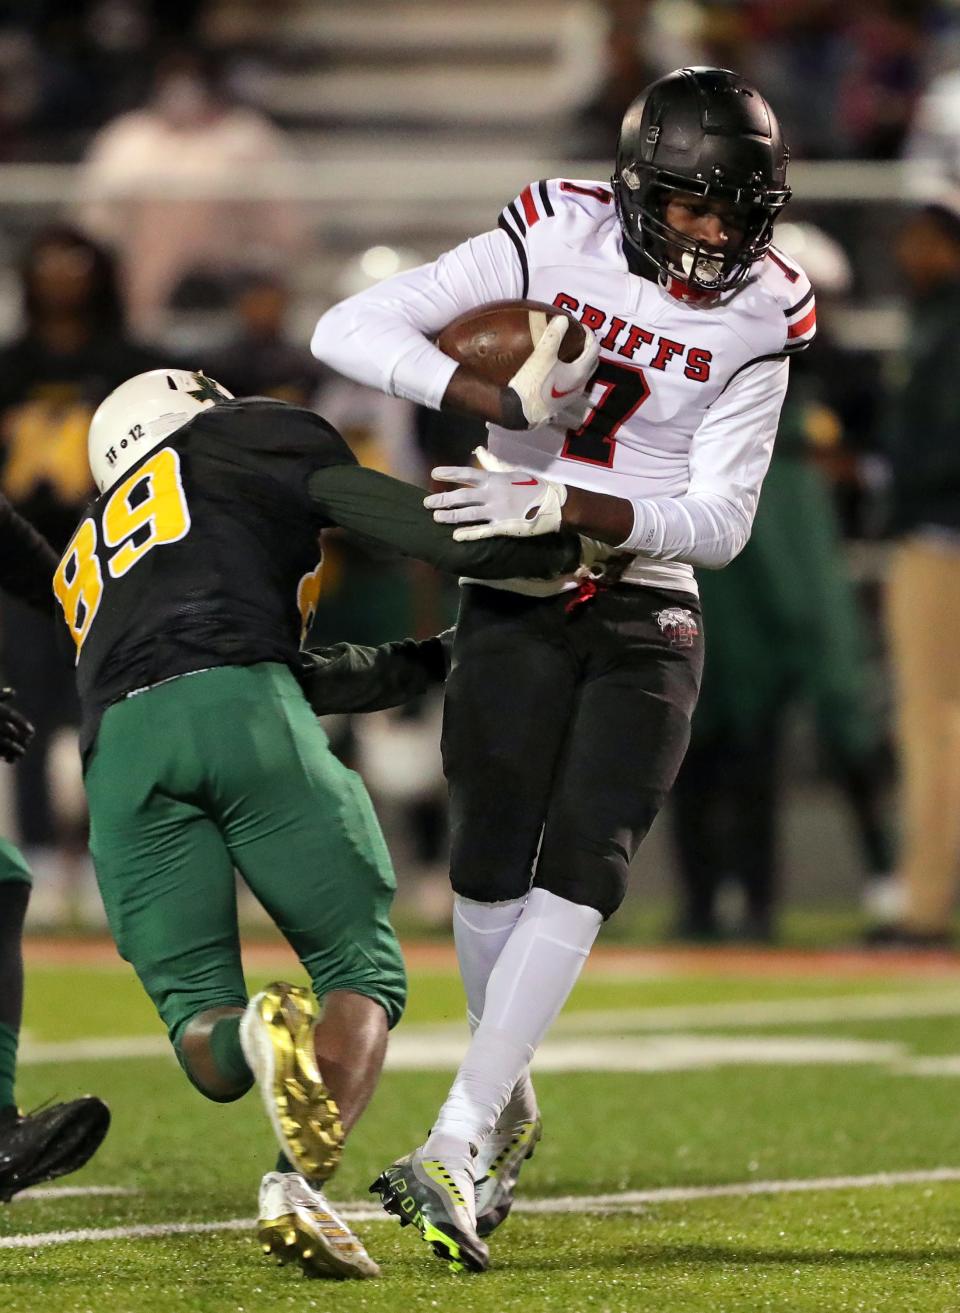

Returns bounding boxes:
[309,229,596,430]
[0,494,59,613]
[300,630,453,715]
[427,357,790,568]
[306,463,582,579]
[311,231,520,413]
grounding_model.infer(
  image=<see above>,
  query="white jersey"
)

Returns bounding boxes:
[311,177,816,596]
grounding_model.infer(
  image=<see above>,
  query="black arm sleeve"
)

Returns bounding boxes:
[300,630,453,715]
[0,497,58,614]
[307,465,581,579]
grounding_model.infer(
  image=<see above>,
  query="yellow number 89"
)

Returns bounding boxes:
[54,447,192,656]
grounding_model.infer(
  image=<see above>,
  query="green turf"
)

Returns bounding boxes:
[5,959,960,1311]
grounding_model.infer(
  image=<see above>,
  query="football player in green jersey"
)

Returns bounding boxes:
[53,369,585,1278]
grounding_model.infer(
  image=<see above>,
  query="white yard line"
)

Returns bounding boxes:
[0,1217,255,1249]
[21,991,960,1068]
[512,1167,960,1211]
[551,991,960,1034]
[11,1185,138,1201]
[19,1036,171,1064]
[5,1168,960,1249]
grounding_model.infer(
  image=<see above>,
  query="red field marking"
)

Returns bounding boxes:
[23,936,960,979]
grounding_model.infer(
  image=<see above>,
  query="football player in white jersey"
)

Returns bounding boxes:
[311,66,816,1273]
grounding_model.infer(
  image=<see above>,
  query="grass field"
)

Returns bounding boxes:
[5,937,960,1312]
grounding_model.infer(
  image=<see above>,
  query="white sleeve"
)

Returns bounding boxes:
[618,356,790,568]
[310,228,524,410]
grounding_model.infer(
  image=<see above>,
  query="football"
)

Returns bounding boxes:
[435,299,587,387]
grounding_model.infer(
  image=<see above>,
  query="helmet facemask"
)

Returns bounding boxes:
[614,162,790,294]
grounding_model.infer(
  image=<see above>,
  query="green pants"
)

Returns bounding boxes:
[0,838,32,886]
[85,663,406,1045]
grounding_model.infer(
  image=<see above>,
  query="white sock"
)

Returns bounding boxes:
[453,894,538,1130]
[453,893,527,1031]
[427,889,602,1150]
[497,1068,538,1128]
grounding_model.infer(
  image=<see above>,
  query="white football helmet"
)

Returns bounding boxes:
[88,369,233,494]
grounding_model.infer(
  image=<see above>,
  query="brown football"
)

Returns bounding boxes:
[435,299,587,387]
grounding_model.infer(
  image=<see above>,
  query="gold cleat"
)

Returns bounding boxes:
[258,1171,380,1279]
[240,983,343,1181]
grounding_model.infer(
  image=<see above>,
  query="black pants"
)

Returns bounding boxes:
[441,583,703,919]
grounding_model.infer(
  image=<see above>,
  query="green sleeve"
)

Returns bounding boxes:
[307,465,581,579]
[299,632,452,715]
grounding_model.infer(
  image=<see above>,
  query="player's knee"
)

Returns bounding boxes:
[536,841,631,920]
[174,1042,251,1103]
[448,806,538,904]
[450,863,531,905]
[537,793,665,919]
[303,932,408,1032]
[177,1056,251,1103]
[538,865,627,920]
[174,1007,253,1104]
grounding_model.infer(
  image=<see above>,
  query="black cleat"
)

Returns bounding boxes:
[0,1097,110,1202]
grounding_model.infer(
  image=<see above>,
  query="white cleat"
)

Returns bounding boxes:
[258,1170,380,1279]
[475,1116,542,1238]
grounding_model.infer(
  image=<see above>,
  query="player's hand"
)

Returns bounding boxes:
[502,316,599,430]
[0,688,34,764]
[426,447,568,540]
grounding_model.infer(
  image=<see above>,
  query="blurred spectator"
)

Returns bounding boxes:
[76,48,302,335]
[0,2,214,161]
[836,1,927,160]
[0,23,99,162]
[572,0,763,161]
[203,269,327,405]
[0,224,164,921]
[903,55,960,188]
[569,2,660,160]
[670,223,898,942]
[877,201,960,945]
[716,2,929,161]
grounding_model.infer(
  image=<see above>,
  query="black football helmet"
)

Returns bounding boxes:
[612,67,791,294]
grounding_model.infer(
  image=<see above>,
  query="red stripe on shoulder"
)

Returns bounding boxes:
[787,306,817,339]
[767,249,801,283]
[559,181,613,204]
[519,184,540,227]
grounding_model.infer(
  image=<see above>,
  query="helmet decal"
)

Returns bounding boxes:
[186,372,231,404]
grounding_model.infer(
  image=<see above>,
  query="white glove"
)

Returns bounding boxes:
[425,446,568,541]
[505,315,599,429]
